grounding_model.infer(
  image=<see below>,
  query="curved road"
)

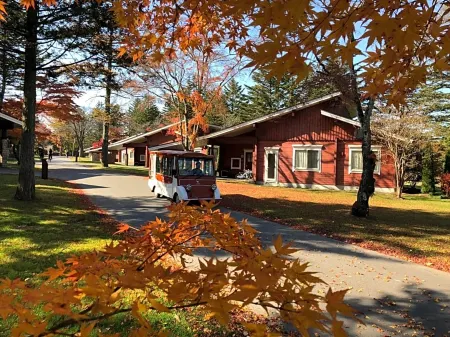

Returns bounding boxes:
[41,157,449,337]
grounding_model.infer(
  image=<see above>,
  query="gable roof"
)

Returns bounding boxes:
[320,110,361,127]
[199,92,342,140]
[86,122,180,153]
[108,122,180,150]
[0,112,22,127]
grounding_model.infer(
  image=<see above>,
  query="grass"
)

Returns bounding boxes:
[0,175,114,280]
[0,174,273,337]
[217,181,450,272]
[72,157,149,177]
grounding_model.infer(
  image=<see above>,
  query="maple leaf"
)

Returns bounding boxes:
[114,223,130,234]
[0,1,6,21]
[331,319,348,337]
[80,322,97,337]
[42,260,66,281]
[325,289,358,319]
[20,0,35,9]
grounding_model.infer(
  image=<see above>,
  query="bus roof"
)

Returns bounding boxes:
[149,150,214,159]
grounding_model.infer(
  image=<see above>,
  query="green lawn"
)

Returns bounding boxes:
[73,157,149,177]
[0,175,114,280]
[218,181,450,272]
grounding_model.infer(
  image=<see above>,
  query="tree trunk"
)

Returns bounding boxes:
[102,24,113,168]
[395,160,404,199]
[352,99,375,217]
[0,46,7,114]
[15,5,38,201]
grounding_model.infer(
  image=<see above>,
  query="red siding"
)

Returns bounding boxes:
[146,132,177,147]
[342,142,395,189]
[256,102,356,142]
[252,101,395,189]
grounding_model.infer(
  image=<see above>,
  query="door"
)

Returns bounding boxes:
[264,148,279,183]
[244,150,253,170]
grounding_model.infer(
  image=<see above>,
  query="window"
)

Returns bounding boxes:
[156,156,161,173]
[161,157,174,176]
[231,158,241,170]
[129,151,134,159]
[292,145,322,172]
[140,154,145,162]
[348,145,381,174]
[178,158,214,176]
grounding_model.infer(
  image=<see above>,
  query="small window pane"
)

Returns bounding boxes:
[351,150,363,171]
[307,150,319,169]
[294,150,307,169]
[374,150,381,173]
[267,153,275,179]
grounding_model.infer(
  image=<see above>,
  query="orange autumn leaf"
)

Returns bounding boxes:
[0,204,356,336]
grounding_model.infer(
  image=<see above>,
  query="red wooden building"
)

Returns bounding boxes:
[86,123,179,166]
[196,92,395,192]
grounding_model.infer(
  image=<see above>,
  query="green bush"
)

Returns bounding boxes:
[444,150,450,174]
[421,145,436,194]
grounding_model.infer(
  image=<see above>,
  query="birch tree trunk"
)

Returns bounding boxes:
[15,5,38,200]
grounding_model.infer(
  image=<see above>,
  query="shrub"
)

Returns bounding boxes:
[444,151,450,174]
[422,145,436,194]
[441,173,450,197]
[0,203,356,337]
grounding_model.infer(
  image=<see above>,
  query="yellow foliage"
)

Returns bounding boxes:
[0,204,356,336]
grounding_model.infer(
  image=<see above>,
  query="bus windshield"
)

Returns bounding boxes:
[178,158,214,176]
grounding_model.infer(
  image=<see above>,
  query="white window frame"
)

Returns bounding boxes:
[264,147,280,183]
[292,144,322,173]
[348,145,381,175]
[140,154,145,162]
[230,157,242,170]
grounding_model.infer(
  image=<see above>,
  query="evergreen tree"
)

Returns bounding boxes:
[74,2,134,167]
[127,96,161,135]
[422,144,437,194]
[444,150,450,174]
[13,0,99,200]
[242,70,337,122]
[223,79,248,117]
[243,70,287,120]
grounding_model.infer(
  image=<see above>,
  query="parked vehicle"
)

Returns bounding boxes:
[236,169,253,180]
[148,150,221,203]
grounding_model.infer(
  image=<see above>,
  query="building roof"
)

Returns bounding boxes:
[108,122,181,150]
[150,150,213,158]
[86,123,181,153]
[199,92,343,140]
[149,141,183,151]
[0,112,22,127]
[320,110,361,127]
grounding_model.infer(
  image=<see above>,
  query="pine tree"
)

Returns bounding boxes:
[127,96,161,135]
[422,144,436,194]
[243,70,286,120]
[74,2,134,167]
[223,79,248,117]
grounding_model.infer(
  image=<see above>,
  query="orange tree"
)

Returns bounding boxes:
[0,203,358,336]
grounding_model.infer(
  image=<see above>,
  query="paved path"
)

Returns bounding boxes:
[16,157,450,336]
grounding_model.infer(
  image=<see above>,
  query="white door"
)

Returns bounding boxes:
[264,148,279,183]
